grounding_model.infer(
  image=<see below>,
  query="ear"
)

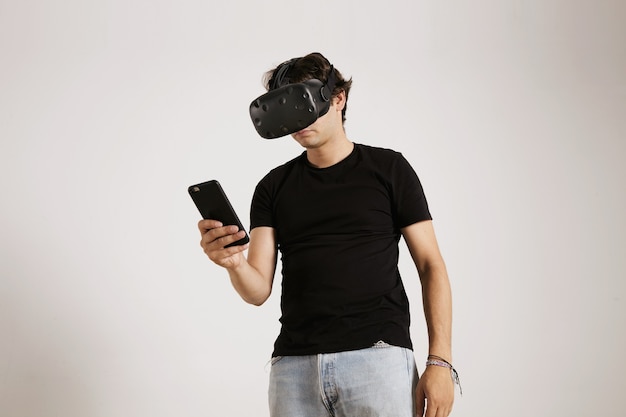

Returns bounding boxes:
[332,89,346,112]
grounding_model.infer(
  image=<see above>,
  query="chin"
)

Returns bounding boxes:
[293,132,317,145]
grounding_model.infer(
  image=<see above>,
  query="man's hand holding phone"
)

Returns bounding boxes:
[198,219,249,269]
[189,180,251,269]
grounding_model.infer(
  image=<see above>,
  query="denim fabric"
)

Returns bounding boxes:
[268,343,418,417]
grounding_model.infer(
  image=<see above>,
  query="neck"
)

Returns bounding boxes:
[306,136,354,168]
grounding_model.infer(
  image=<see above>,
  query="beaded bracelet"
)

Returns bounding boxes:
[425,355,463,396]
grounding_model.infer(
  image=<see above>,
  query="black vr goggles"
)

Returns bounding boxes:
[249,60,337,139]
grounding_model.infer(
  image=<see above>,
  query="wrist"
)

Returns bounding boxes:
[428,353,451,363]
[426,358,452,369]
[424,355,463,396]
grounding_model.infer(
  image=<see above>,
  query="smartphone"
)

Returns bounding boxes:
[188,180,250,247]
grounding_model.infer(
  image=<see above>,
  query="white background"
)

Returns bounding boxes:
[1,1,625,416]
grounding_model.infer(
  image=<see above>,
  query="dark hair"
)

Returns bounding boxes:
[263,52,353,123]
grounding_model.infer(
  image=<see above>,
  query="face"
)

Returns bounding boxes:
[290,92,346,149]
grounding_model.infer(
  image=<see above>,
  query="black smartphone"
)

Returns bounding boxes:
[188,180,250,247]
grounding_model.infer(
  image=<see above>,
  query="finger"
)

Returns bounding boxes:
[215,230,247,249]
[416,401,425,417]
[424,401,437,417]
[415,385,426,416]
[436,404,451,417]
[210,242,249,263]
[203,239,248,266]
[198,219,223,233]
[200,225,240,246]
[424,395,439,417]
[204,230,247,253]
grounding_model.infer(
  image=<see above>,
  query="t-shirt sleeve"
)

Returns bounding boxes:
[391,153,432,228]
[250,174,274,230]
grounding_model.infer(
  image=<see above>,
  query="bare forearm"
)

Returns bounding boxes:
[402,221,455,415]
[227,257,273,306]
[421,262,453,361]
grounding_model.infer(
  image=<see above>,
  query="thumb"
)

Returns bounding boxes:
[415,380,426,416]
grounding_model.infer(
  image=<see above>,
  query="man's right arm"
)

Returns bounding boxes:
[198,220,277,306]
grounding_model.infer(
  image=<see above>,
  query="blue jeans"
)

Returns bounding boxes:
[268,342,418,417]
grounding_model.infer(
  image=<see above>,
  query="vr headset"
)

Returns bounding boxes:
[249,60,337,139]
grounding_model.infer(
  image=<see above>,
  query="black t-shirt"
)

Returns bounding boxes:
[250,143,432,356]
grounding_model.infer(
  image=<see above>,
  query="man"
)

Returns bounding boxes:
[198,52,456,417]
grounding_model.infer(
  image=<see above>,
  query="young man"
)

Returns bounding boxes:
[198,52,456,417]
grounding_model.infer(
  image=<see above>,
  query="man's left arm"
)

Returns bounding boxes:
[401,220,455,417]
